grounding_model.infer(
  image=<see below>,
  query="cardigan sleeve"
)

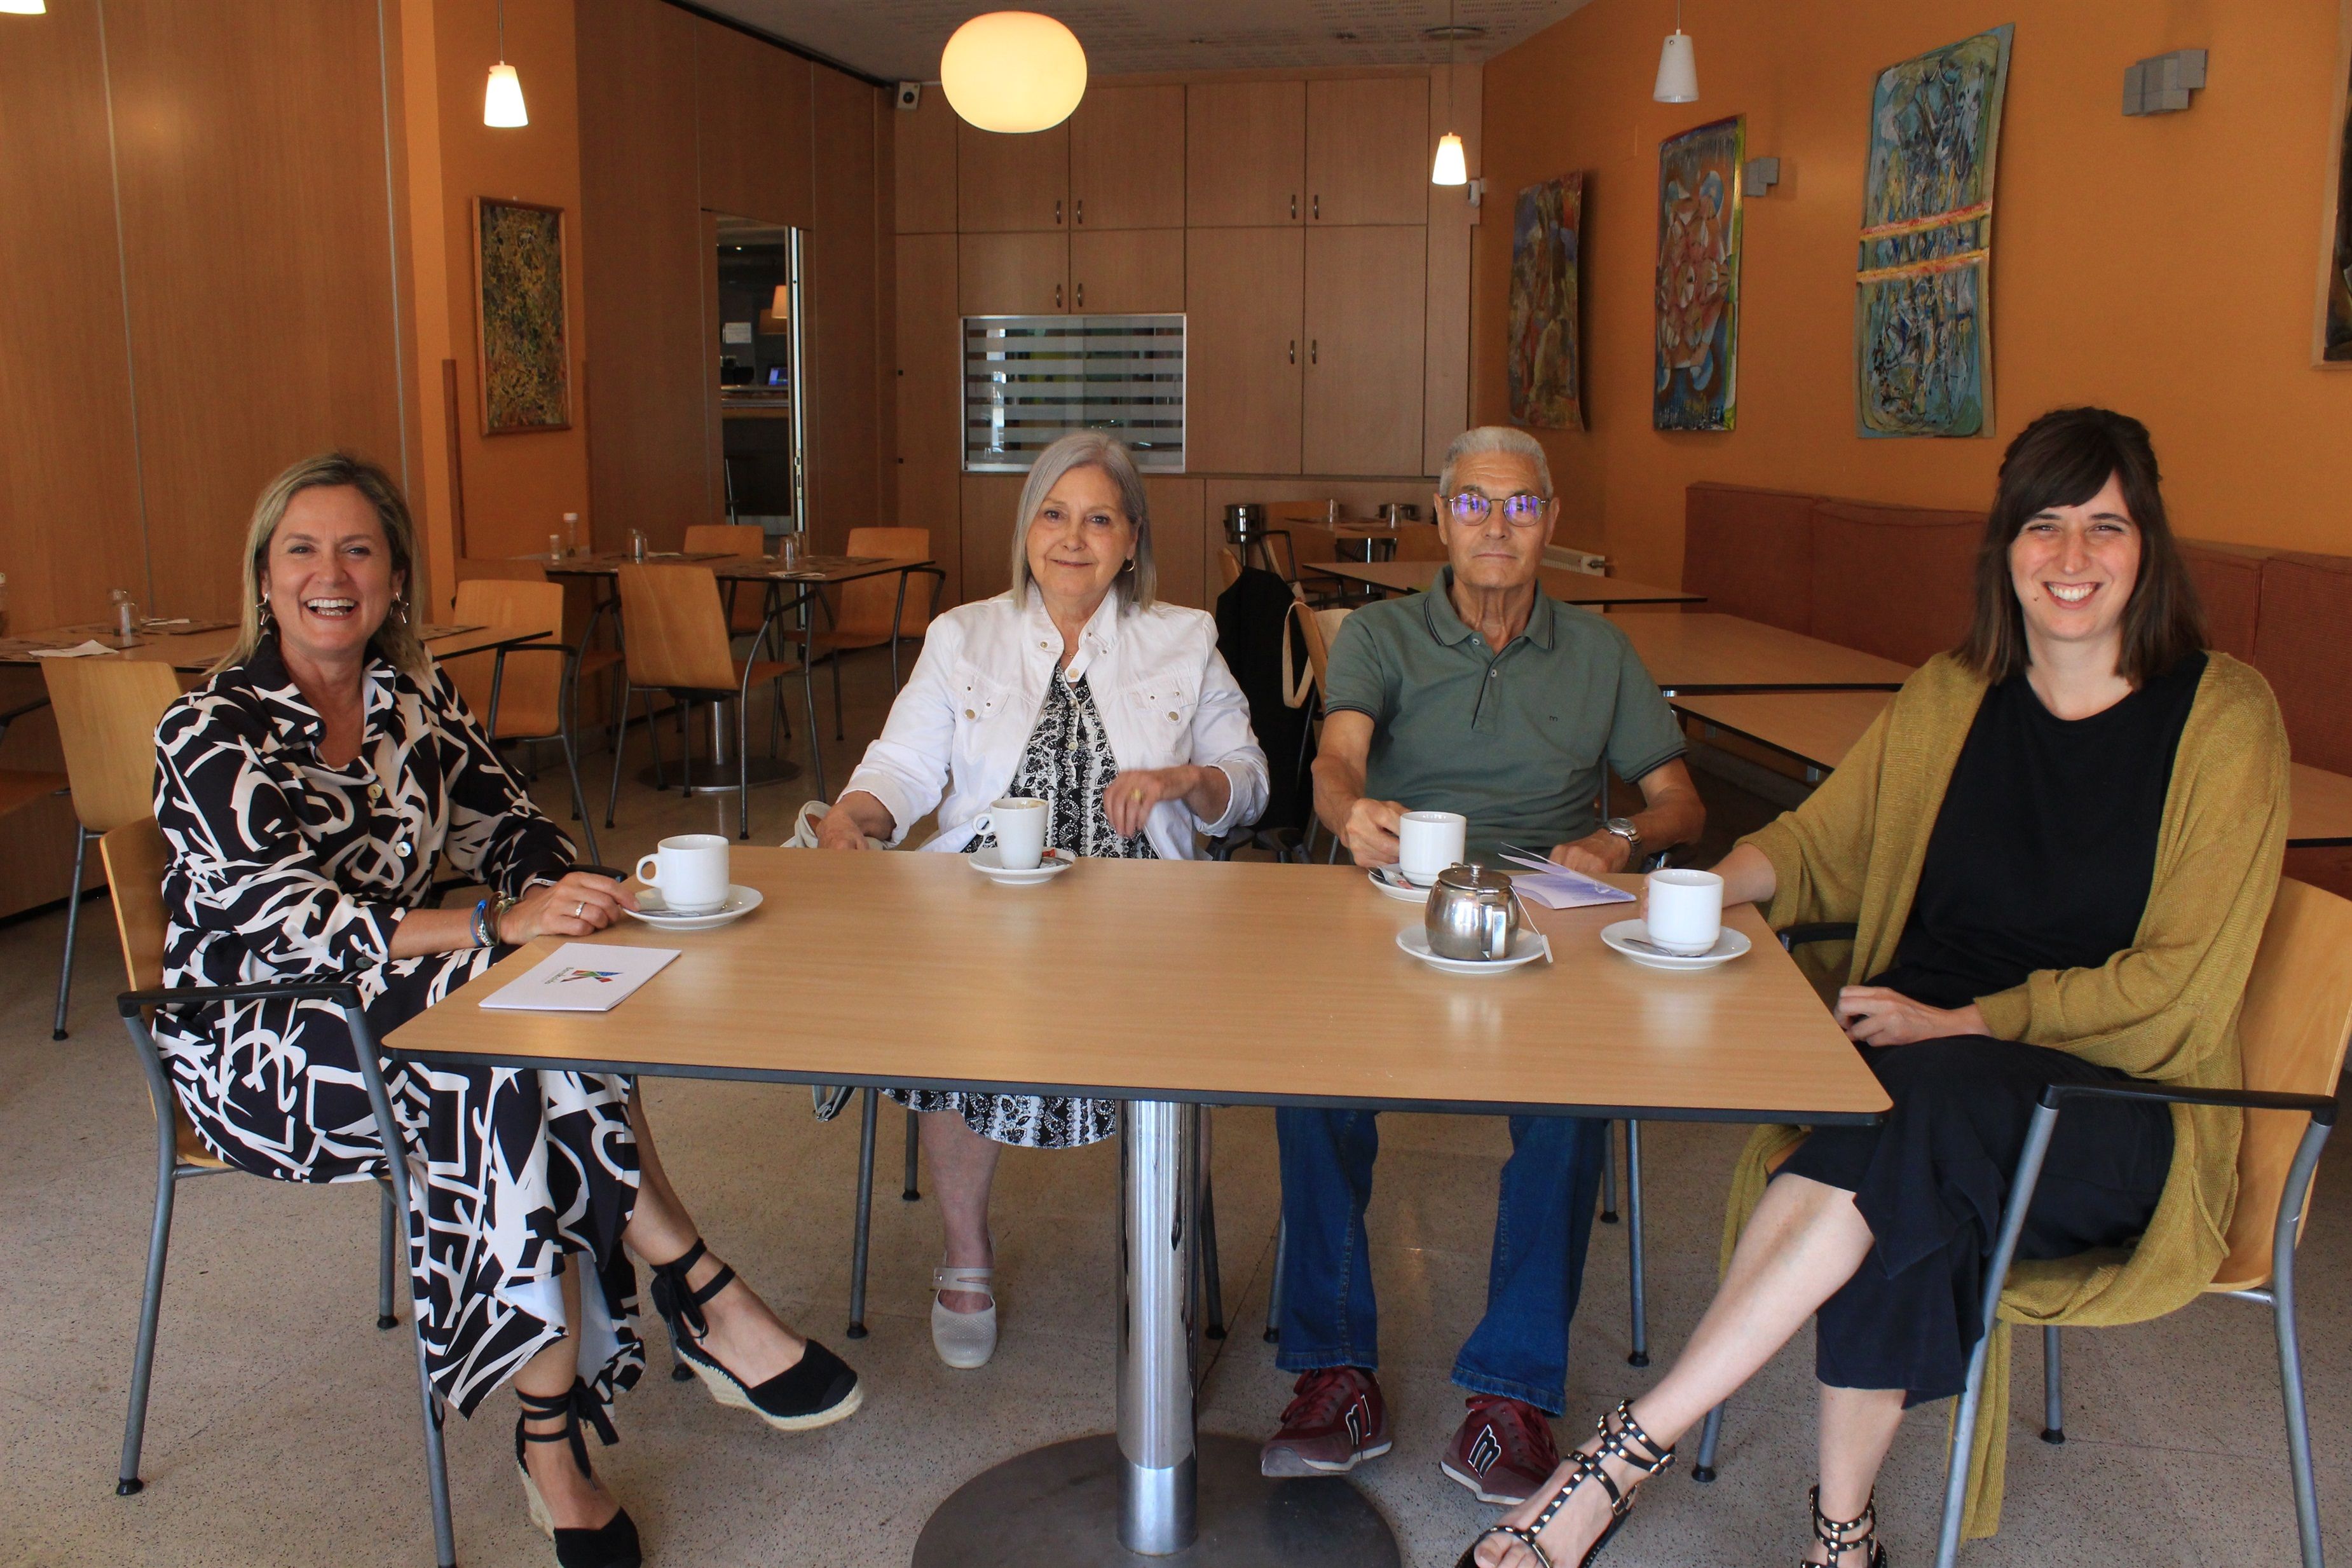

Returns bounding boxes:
[1739,700,1892,932]
[1973,664,2289,1080]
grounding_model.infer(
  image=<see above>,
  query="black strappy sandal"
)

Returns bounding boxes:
[648,1238,863,1431]
[1805,1485,1887,1568]
[1454,1399,1676,1568]
[514,1381,642,1568]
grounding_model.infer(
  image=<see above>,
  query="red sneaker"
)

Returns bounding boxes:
[1259,1367,1393,1477]
[1441,1394,1563,1504]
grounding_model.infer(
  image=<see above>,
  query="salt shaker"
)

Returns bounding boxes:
[111,587,138,641]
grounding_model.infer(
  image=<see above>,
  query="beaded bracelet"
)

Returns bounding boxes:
[471,897,495,948]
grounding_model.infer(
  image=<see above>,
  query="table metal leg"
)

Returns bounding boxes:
[1119,1100,1196,1553]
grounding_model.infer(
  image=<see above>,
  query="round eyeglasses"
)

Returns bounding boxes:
[1443,491,1551,526]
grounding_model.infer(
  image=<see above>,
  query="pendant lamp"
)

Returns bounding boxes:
[1430,0,1467,186]
[0,2,50,14]
[1653,1,1699,103]
[941,11,1088,134]
[484,1,528,128]
[769,285,790,321]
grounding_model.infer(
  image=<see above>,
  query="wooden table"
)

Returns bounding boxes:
[1305,557,1705,610]
[0,620,550,674]
[1674,688,2352,847]
[391,849,1884,1566]
[1613,613,1913,694]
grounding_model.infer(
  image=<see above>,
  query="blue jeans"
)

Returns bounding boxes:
[1273,1108,1607,1414]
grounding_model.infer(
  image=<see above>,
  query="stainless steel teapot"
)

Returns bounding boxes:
[1425,863,1531,962]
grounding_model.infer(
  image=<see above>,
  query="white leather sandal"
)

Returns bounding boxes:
[931,1265,999,1370]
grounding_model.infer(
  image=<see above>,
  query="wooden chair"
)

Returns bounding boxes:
[100,818,443,1558]
[452,557,548,584]
[807,526,947,738]
[684,522,770,637]
[1216,545,1243,594]
[1391,523,1451,563]
[1693,880,2352,1568]
[0,693,71,1019]
[447,579,599,866]
[42,660,182,1040]
[610,563,815,837]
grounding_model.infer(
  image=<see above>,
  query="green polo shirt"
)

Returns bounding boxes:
[1322,569,1685,857]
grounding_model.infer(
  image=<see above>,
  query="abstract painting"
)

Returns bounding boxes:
[2323,23,2352,363]
[1655,117,1743,432]
[1509,173,1584,430]
[1855,25,2013,437]
[474,198,571,434]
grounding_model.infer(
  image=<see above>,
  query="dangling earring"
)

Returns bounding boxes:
[256,596,273,627]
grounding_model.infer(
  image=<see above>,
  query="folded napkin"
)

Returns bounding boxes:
[29,640,121,658]
[1493,847,1637,910]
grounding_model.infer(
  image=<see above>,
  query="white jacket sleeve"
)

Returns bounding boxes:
[1187,637,1268,836]
[838,618,962,846]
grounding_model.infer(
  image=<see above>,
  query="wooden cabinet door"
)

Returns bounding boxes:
[961,474,1027,603]
[1070,229,1183,314]
[1070,85,1185,229]
[1304,226,1426,475]
[896,233,964,604]
[894,93,960,235]
[1306,78,1429,226]
[959,121,1069,232]
[1186,81,1304,227]
[1186,228,1303,474]
[958,232,1069,315]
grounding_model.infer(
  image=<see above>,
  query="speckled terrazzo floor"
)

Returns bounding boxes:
[3,644,2347,1567]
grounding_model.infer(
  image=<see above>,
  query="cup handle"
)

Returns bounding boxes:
[636,854,660,885]
[969,812,994,841]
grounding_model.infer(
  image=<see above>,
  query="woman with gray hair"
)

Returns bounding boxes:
[816,430,1268,1369]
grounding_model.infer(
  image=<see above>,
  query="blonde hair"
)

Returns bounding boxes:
[1007,430,1156,610]
[215,452,428,681]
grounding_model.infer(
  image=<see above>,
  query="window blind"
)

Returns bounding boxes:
[962,314,1186,474]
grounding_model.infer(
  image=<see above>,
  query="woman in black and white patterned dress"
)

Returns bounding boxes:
[155,454,859,1568]
[814,432,1269,1368]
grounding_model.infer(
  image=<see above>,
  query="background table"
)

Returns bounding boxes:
[1613,613,1913,694]
[1305,557,1704,610]
[392,849,1885,1567]
[0,620,550,673]
[1675,688,2352,847]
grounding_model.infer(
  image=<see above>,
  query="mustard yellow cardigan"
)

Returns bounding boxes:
[1721,651,2289,1537]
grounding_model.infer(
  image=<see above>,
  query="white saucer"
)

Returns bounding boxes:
[1600,919,1751,970]
[1395,925,1551,974]
[969,846,1076,885]
[625,883,763,931]
[1368,865,1433,903]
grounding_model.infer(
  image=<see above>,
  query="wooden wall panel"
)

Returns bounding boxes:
[807,68,884,554]
[896,234,962,604]
[959,474,1025,603]
[578,0,708,550]
[107,0,406,620]
[894,93,959,235]
[694,17,814,228]
[0,0,147,632]
[1144,475,1206,610]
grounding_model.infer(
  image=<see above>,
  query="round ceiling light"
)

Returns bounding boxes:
[940,11,1088,134]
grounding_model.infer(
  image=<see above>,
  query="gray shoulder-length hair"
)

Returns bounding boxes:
[213,451,429,681]
[1006,430,1156,610]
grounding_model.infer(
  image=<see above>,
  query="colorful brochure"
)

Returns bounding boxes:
[479,943,681,1012]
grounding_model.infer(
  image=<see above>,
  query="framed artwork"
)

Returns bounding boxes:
[2320,0,2352,364]
[473,197,571,434]
[1854,24,2014,437]
[1654,117,1744,432]
[1508,173,1585,430]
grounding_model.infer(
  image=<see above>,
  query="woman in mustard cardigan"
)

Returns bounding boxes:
[1460,407,2289,1568]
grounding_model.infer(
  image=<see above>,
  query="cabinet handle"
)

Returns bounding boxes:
[1289,339,1296,365]
[1076,198,1084,226]
[1055,198,1064,226]
[1056,283,1064,310]
[1076,281,1084,309]
[1290,194,1298,221]
[1310,339,1318,365]
[1313,193,1320,221]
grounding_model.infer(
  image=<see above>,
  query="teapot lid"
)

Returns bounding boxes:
[1432,861,1513,894]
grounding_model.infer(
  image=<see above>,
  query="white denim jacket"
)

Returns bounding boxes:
[840,589,1269,858]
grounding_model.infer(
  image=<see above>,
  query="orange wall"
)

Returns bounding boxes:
[1475,0,2352,588]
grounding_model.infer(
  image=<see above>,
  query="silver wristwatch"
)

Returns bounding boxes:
[1601,817,1643,861]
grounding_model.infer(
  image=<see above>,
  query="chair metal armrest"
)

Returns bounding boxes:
[1778,921,1859,951]
[118,979,365,1018]
[2039,1079,2340,1126]
[0,693,54,749]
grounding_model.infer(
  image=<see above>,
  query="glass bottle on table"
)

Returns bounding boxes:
[562,511,580,558]
[110,587,139,644]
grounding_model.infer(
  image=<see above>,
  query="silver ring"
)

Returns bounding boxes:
[575,899,585,918]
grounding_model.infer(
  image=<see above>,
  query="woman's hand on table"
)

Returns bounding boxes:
[498,871,639,943]
[1836,987,1986,1048]
[814,791,896,850]
[1105,766,1201,838]
[815,805,875,850]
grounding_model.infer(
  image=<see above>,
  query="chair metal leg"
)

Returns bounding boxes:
[831,650,845,741]
[116,1020,180,1496]
[2272,1119,2330,1568]
[1198,1108,1225,1340]
[376,1180,399,1330]
[1690,1402,1726,1482]
[556,707,601,867]
[805,669,827,803]
[55,825,88,1039]
[675,697,692,799]
[737,695,752,840]
[902,1106,921,1201]
[1934,1100,2061,1568]
[2039,1325,2065,1443]
[605,678,634,827]
[848,1087,879,1339]
[1264,1215,1287,1343]
[1625,1119,1649,1368]
[1598,1118,1618,1223]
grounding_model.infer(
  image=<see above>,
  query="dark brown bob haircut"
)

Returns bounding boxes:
[1956,406,2206,686]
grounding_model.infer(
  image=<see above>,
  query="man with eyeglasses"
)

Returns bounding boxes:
[1259,425,1706,1506]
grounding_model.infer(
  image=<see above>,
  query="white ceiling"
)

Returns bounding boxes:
[694,1,1594,85]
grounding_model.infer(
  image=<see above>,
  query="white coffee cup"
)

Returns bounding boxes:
[971,796,1049,870]
[636,833,730,914]
[1397,809,1468,887]
[1644,868,1725,956]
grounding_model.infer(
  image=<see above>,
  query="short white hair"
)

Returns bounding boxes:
[1008,430,1156,609]
[1440,426,1554,498]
